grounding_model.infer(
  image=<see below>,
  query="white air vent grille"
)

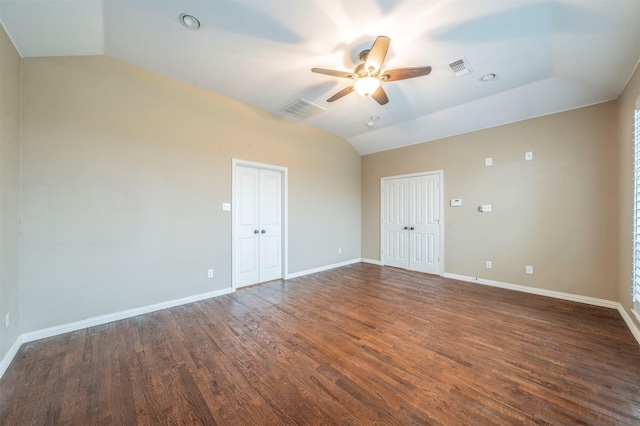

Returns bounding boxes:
[449,57,471,77]
[281,98,326,120]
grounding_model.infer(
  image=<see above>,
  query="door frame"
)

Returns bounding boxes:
[380,170,444,275]
[232,159,289,290]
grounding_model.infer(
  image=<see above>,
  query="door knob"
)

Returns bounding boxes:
[410,227,415,230]
[261,229,266,234]
[254,230,259,234]
[403,226,408,230]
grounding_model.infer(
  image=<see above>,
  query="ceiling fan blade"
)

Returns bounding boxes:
[382,66,432,81]
[364,36,390,74]
[371,86,389,105]
[312,68,355,79]
[327,85,355,102]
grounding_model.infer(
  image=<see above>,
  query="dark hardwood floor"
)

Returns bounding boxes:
[1,263,640,425]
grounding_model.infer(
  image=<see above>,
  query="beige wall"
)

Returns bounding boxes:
[617,64,640,325]
[20,56,361,332]
[9,47,640,343]
[362,102,618,300]
[0,25,21,361]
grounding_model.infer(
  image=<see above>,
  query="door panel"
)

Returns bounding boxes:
[236,166,260,286]
[424,174,441,273]
[383,173,441,275]
[259,169,282,282]
[235,165,283,288]
[409,175,428,273]
[383,178,409,269]
[239,237,257,273]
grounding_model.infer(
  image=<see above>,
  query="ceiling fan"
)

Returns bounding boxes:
[311,36,432,105]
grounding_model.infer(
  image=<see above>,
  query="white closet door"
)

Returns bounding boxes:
[236,166,260,287]
[235,164,283,288]
[259,169,282,282]
[409,174,441,274]
[382,172,442,275]
[382,178,410,269]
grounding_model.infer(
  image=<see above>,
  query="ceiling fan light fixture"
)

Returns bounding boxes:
[354,77,380,97]
[179,13,201,30]
[311,36,431,105]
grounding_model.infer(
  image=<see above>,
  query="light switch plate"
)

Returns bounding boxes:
[525,152,533,161]
[485,157,493,166]
[222,203,231,211]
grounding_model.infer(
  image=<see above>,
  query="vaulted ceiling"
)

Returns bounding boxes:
[1,0,639,154]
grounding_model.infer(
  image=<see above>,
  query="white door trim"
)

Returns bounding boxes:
[232,159,288,290]
[380,170,444,275]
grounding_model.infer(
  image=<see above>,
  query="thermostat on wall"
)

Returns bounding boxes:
[450,199,462,207]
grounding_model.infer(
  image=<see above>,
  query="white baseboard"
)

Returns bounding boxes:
[286,258,361,279]
[0,335,24,380]
[2,258,362,379]
[443,273,640,345]
[442,273,619,309]
[4,267,635,381]
[0,286,236,381]
[21,286,234,344]
[618,305,640,345]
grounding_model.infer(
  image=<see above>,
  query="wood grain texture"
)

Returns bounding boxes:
[2,263,639,425]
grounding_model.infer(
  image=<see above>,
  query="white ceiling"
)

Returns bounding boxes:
[1,0,639,155]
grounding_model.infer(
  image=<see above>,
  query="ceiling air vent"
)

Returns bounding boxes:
[449,57,472,77]
[280,98,326,120]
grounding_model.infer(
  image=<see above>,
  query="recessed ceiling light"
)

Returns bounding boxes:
[370,115,380,121]
[479,73,496,82]
[179,13,201,30]
[365,121,375,128]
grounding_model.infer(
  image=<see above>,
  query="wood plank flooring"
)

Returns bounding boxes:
[1,263,640,425]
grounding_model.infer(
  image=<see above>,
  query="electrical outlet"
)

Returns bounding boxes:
[5,312,9,328]
[526,265,534,275]
[338,248,342,254]
[485,261,492,269]
[485,157,493,166]
[525,151,533,161]
[207,269,214,278]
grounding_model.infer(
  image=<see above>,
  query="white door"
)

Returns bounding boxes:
[382,178,410,269]
[236,166,260,286]
[258,169,282,282]
[235,165,283,287]
[382,173,442,274]
[409,174,441,274]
